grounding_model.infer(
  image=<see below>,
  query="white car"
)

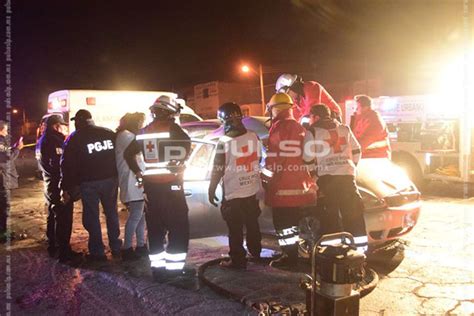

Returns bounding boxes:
[182,118,422,253]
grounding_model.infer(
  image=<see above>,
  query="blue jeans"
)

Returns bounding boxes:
[123,200,146,249]
[80,177,122,256]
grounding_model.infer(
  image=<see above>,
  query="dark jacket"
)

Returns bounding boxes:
[124,119,190,184]
[0,135,19,190]
[61,121,117,191]
[37,128,65,180]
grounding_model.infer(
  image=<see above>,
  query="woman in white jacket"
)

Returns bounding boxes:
[115,113,147,260]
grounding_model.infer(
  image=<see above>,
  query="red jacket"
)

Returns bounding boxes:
[293,81,341,121]
[350,109,391,159]
[264,109,317,207]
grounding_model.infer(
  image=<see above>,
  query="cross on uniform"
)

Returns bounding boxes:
[326,130,347,153]
[236,145,258,171]
[146,141,155,153]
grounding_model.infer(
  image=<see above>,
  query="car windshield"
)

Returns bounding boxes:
[184,141,216,181]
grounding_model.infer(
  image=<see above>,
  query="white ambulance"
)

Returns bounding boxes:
[46,90,202,132]
[345,95,474,185]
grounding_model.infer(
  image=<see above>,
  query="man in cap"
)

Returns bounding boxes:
[37,114,82,262]
[124,95,192,281]
[61,109,121,262]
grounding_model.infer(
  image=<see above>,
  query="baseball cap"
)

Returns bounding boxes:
[46,114,67,126]
[71,109,92,121]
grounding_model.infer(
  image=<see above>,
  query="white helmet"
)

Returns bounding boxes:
[275,74,298,93]
[150,95,182,114]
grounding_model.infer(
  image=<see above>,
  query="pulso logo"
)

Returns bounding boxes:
[87,140,114,154]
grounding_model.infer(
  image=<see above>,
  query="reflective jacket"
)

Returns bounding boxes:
[124,119,191,184]
[304,118,361,177]
[350,109,391,159]
[294,81,341,122]
[264,109,317,207]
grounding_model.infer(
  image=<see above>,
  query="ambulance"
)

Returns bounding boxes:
[345,95,474,185]
[46,90,202,132]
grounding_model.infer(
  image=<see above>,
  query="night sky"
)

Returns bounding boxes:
[4,0,464,121]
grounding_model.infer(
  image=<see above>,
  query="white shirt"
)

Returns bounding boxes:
[221,131,261,200]
[304,123,361,177]
[115,130,145,203]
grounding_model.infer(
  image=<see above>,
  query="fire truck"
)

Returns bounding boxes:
[345,95,474,186]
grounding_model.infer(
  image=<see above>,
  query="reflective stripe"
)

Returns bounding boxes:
[150,260,166,268]
[137,133,170,140]
[354,236,368,244]
[278,227,298,236]
[366,139,389,150]
[275,189,313,196]
[261,168,274,178]
[166,261,185,270]
[278,235,299,246]
[149,251,166,261]
[143,169,172,176]
[144,162,171,168]
[166,252,187,262]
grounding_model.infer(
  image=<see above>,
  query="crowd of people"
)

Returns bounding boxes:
[1,73,391,282]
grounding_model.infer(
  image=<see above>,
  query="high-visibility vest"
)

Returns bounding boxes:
[220,131,261,200]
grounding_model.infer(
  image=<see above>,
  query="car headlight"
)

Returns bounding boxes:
[359,188,386,210]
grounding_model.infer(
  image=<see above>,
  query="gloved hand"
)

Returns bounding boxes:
[208,189,219,207]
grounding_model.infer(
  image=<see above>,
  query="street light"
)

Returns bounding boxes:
[240,63,266,115]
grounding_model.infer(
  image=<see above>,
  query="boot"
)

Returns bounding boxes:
[219,259,247,270]
[121,248,140,261]
[269,246,298,269]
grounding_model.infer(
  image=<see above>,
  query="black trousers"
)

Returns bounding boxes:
[144,181,189,258]
[221,195,262,264]
[272,207,308,260]
[44,174,73,255]
[317,175,367,241]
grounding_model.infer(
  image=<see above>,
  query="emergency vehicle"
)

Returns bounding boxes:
[345,95,474,185]
[46,90,202,132]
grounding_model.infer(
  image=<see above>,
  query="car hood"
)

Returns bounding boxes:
[356,158,417,198]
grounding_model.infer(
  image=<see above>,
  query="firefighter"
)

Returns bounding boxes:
[61,109,121,262]
[37,115,82,262]
[263,93,317,269]
[124,95,192,281]
[350,95,391,159]
[304,104,368,253]
[208,102,262,270]
[275,74,341,122]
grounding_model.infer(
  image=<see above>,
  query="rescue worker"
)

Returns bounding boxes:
[275,74,341,122]
[263,93,317,269]
[0,120,23,243]
[37,115,82,262]
[208,102,262,270]
[124,95,192,280]
[61,110,121,262]
[304,104,368,253]
[350,95,391,159]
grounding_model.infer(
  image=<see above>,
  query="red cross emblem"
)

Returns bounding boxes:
[325,130,347,153]
[146,141,155,153]
[236,145,258,171]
